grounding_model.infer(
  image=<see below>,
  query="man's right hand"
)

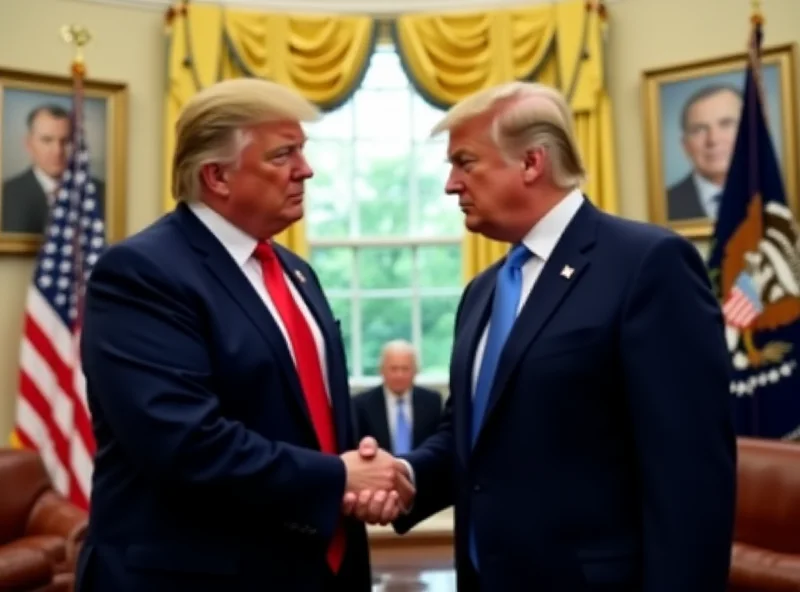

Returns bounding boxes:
[340,437,415,524]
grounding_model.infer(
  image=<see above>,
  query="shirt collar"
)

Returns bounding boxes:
[384,387,411,405]
[692,172,723,218]
[33,167,59,198]
[520,188,585,261]
[188,201,258,268]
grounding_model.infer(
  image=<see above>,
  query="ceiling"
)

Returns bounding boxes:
[76,0,621,15]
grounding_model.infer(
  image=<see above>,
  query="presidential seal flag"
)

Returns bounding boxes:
[707,17,800,439]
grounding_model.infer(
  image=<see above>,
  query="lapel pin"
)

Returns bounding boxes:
[560,265,574,279]
[294,270,306,284]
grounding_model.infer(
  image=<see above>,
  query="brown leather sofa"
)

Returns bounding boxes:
[730,437,800,592]
[0,448,89,591]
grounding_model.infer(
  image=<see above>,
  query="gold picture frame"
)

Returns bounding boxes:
[642,43,798,239]
[0,67,128,254]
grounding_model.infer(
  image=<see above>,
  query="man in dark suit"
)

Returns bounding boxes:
[353,339,443,454]
[666,85,742,222]
[75,79,410,592]
[1,104,105,234]
[354,82,736,591]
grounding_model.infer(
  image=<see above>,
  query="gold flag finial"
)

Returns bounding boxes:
[751,0,764,22]
[61,25,92,77]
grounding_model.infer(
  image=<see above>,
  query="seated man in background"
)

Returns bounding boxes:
[353,340,443,455]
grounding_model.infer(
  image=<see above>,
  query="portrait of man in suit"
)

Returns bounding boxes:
[353,339,443,455]
[649,53,790,231]
[666,85,741,222]
[1,91,107,236]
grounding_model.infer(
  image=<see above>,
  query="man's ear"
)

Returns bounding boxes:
[521,147,545,184]
[199,162,230,197]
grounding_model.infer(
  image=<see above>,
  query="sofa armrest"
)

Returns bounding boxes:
[0,544,54,589]
[730,543,800,592]
[25,490,89,571]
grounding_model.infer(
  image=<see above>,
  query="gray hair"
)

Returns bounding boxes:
[380,339,418,366]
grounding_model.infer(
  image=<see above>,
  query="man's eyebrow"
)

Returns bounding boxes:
[448,149,473,163]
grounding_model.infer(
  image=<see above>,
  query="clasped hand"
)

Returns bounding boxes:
[339,437,415,525]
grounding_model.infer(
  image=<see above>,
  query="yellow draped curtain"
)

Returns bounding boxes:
[163,4,376,256]
[393,1,618,281]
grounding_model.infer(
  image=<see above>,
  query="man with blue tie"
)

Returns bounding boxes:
[75,78,409,592]
[375,82,736,591]
[353,340,443,455]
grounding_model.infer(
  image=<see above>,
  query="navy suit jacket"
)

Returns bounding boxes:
[395,199,735,592]
[75,203,371,592]
[353,385,443,453]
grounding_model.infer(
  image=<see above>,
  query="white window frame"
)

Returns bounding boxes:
[307,44,461,390]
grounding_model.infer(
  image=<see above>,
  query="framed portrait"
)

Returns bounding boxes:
[0,67,127,254]
[642,43,798,238]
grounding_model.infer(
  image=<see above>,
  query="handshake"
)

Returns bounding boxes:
[339,437,415,525]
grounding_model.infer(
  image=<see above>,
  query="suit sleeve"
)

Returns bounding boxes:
[393,281,475,533]
[620,234,736,592]
[81,245,346,540]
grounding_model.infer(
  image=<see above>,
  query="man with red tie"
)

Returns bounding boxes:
[75,78,410,592]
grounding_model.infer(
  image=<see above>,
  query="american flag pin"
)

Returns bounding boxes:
[560,265,574,279]
[294,270,306,284]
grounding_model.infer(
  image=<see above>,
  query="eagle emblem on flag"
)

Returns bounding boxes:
[720,196,800,371]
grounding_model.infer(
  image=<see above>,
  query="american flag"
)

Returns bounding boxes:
[722,271,764,330]
[11,81,104,510]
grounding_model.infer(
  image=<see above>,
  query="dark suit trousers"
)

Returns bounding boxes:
[322,541,373,592]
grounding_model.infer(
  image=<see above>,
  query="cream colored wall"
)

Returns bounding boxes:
[606,0,800,257]
[0,0,164,438]
[0,0,798,438]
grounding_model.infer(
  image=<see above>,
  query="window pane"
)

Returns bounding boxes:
[417,245,462,289]
[310,247,353,291]
[306,103,353,141]
[358,246,412,290]
[355,141,410,237]
[412,94,446,141]
[413,140,462,237]
[420,295,460,375]
[328,297,353,376]
[305,139,353,239]
[360,296,412,375]
[360,49,408,90]
[354,89,411,140]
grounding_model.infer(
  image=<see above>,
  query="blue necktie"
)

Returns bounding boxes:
[393,398,411,455]
[469,242,531,569]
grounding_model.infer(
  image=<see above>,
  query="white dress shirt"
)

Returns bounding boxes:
[33,167,59,205]
[471,188,585,394]
[692,172,723,219]
[383,388,413,444]
[188,201,331,400]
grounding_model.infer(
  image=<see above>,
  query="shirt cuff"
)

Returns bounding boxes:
[397,459,415,514]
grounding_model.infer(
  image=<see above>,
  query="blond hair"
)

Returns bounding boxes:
[171,78,321,201]
[431,82,586,189]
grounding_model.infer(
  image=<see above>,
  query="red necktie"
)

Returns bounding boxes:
[252,241,345,572]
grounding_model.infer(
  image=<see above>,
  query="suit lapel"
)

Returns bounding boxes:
[173,205,316,438]
[411,388,425,448]
[369,391,393,452]
[477,202,599,438]
[274,248,353,452]
[450,271,496,462]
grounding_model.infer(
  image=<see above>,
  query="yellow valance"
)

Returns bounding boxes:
[163,4,376,255]
[392,1,618,281]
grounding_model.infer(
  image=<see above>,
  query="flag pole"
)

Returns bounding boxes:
[60,25,92,324]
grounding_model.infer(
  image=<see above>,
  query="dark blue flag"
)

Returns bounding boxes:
[707,23,800,439]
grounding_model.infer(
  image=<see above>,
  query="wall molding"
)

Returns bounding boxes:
[71,0,622,15]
